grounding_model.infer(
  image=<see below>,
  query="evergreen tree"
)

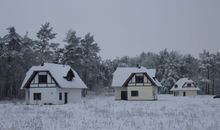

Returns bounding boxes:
[81,33,100,89]
[63,30,82,71]
[198,50,212,94]
[35,22,57,63]
[0,27,24,98]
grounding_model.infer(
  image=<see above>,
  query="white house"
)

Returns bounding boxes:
[20,63,87,105]
[170,78,200,96]
[112,66,162,101]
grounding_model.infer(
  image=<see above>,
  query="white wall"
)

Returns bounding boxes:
[26,88,82,105]
[58,88,82,104]
[28,88,58,105]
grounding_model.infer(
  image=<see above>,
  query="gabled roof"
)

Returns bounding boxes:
[21,63,87,89]
[170,78,200,91]
[111,67,162,87]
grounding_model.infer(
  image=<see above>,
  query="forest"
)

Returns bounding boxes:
[0,22,220,99]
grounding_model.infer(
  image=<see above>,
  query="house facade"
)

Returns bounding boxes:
[112,67,162,101]
[21,63,87,105]
[170,78,200,96]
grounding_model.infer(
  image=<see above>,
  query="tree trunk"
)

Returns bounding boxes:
[212,79,215,95]
[207,67,210,94]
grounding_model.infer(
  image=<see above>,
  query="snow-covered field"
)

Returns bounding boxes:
[0,95,219,130]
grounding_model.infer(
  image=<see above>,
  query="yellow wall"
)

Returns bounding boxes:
[114,73,158,100]
[175,90,198,96]
[114,87,127,100]
[114,86,158,100]
[127,86,156,100]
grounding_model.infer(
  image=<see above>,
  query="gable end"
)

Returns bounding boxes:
[23,71,61,88]
[122,72,157,87]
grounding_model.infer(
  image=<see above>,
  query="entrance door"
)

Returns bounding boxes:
[121,91,127,100]
[183,92,186,96]
[64,92,68,104]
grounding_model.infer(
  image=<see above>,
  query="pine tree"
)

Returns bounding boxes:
[35,22,57,63]
[0,27,24,98]
[199,50,212,94]
[63,30,83,71]
[81,33,100,89]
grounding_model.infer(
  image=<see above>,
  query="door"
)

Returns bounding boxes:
[183,92,186,96]
[64,92,68,104]
[121,91,127,100]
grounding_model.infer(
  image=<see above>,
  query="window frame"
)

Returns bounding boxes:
[38,75,47,84]
[131,91,139,97]
[33,93,41,100]
[135,76,144,83]
[187,83,191,87]
[59,93,62,100]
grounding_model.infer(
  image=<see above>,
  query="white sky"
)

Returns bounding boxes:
[0,0,220,59]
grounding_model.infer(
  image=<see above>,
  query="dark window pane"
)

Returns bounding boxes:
[33,93,41,100]
[39,75,47,84]
[187,83,191,87]
[135,76,144,83]
[131,91,139,96]
[175,84,178,88]
[59,93,62,100]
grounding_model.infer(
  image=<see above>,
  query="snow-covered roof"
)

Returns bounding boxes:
[112,67,162,87]
[170,78,200,91]
[21,63,87,89]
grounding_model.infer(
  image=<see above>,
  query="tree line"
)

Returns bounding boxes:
[0,22,220,99]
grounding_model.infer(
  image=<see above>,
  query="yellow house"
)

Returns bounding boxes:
[112,67,162,101]
[170,78,200,96]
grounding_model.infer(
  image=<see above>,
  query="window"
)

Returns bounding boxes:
[38,75,47,84]
[131,91,139,96]
[59,93,62,100]
[135,76,144,83]
[174,84,178,88]
[187,83,191,87]
[174,92,179,96]
[66,69,75,81]
[33,93,41,100]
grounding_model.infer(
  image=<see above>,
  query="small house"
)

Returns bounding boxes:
[112,66,162,101]
[170,78,199,96]
[20,63,87,105]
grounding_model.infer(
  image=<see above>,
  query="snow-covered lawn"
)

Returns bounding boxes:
[0,95,219,130]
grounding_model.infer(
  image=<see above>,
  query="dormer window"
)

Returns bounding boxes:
[64,69,75,81]
[174,84,178,88]
[187,83,191,87]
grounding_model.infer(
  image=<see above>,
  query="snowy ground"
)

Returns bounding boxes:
[0,95,219,130]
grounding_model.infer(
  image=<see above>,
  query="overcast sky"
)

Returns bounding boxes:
[0,0,220,59]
